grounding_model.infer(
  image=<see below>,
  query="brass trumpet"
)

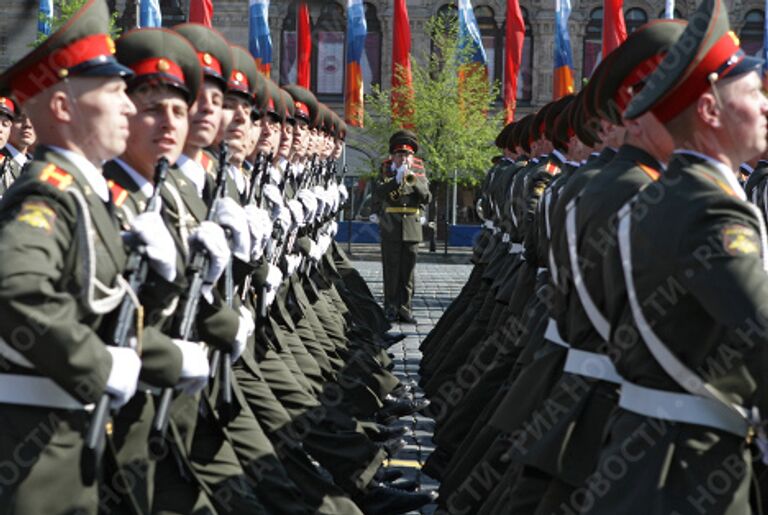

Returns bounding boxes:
[388,171,415,202]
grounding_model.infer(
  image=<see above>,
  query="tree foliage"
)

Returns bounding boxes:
[34,0,121,47]
[359,13,502,186]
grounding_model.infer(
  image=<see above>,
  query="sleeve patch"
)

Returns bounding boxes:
[39,164,73,191]
[721,225,760,256]
[16,200,56,233]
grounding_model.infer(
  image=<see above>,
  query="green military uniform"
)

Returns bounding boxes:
[372,130,431,323]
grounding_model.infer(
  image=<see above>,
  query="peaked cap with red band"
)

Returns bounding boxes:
[172,23,233,91]
[495,122,515,150]
[552,99,577,151]
[228,45,263,102]
[116,28,202,106]
[594,19,687,125]
[508,114,533,153]
[278,88,296,125]
[282,85,319,126]
[0,96,18,120]
[544,94,574,145]
[0,0,133,105]
[389,129,418,154]
[626,0,763,123]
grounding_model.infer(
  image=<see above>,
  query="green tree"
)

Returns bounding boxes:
[359,13,502,186]
[34,0,121,46]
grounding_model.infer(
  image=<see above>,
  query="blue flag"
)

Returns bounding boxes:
[249,0,272,74]
[457,0,487,65]
[38,0,52,36]
[139,0,162,28]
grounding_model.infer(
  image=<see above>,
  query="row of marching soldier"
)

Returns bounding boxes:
[0,1,437,513]
[420,0,768,513]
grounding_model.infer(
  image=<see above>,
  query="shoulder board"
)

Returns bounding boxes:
[0,155,5,165]
[637,163,661,182]
[38,163,73,191]
[199,151,214,175]
[106,179,129,207]
[545,162,560,175]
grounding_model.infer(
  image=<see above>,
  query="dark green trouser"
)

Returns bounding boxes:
[380,239,419,314]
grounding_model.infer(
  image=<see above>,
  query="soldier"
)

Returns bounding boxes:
[584,0,768,511]
[371,130,431,323]
[0,1,181,512]
[0,96,18,191]
[2,106,35,176]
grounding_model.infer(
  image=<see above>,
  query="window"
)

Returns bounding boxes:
[314,2,346,96]
[362,3,382,93]
[583,8,602,80]
[280,5,298,85]
[624,8,647,34]
[475,6,499,87]
[740,9,764,56]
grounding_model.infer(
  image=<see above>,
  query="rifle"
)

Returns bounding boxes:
[246,152,265,206]
[0,154,11,193]
[151,143,231,438]
[83,157,170,485]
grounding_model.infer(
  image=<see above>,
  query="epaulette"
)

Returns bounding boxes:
[38,163,73,191]
[199,151,215,177]
[637,163,661,182]
[107,180,129,207]
[545,162,560,175]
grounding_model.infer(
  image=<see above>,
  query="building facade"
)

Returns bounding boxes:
[2,0,766,114]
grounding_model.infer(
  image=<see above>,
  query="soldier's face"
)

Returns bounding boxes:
[291,120,309,157]
[277,122,293,157]
[68,77,136,164]
[392,152,413,168]
[9,112,35,150]
[333,139,343,160]
[0,115,11,149]
[187,80,224,149]
[125,87,189,178]
[223,94,252,165]
[718,71,768,164]
[257,115,281,154]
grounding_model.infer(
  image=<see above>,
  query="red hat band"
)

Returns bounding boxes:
[197,51,223,78]
[228,69,250,93]
[131,57,186,85]
[12,33,116,103]
[652,31,743,123]
[294,101,309,119]
[615,54,667,112]
[0,97,16,116]
[392,144,414,153]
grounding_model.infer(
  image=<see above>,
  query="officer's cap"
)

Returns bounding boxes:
[0,0,133,105]
[319,104,335,135]
[390,129,418,154]
[172,23,233,91]
[495,122,515,150]
[263,79,282,120]
[626,0,763,122]
[0,96,18,120]
[510,114,533,153]
[595,20,687,125]
[282,85,318,126]
[544,94,574,145]
[116,28,201,106]
[552,98,577,151]
[228,46,263,102]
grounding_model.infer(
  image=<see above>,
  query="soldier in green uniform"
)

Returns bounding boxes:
[371,130,431,323]
[2,105,35,177]
[0,1,186,512]
[583,0,768,512]
[0,96,19,192]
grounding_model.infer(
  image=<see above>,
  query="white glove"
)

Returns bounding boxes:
[262,184,283,209]
[171,339,210,395]
[213,197,251,262]
[276,206,292,234]
[420,215,427,225]
[311,186,326,217]
[369,214,379,224]
[286,199,305,228]
[285,253,302,276]
[395,165,407,184]
[338,184,349,205]
[308,240,323,263]
[244,205,273,262]
[232,305,254,363]
[263,263,283,307]
[268,163,282,185]
[318,233,332,255]
[105,347,141,408]
[189,221,231,301]
[129,211,177,282]
[328,221,338,238]
[297,190,317,224]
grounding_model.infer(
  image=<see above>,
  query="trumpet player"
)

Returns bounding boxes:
[371,130,431,324]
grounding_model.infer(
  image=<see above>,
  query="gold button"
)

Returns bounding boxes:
[157,59,171,72]
[235,71,243,82]
[203,52,213,65]
[58,68,69,78]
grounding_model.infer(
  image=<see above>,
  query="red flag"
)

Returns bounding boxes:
[504,0,525,122]
[391,0,413,126]
[602,0,627,57]
[189,0,213,27]
[297,1,311,88]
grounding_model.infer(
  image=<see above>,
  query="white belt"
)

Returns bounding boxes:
[563,348,623,384]
[619,382,750,438]
[544,318,569,348]
[0,374,94,411]
[509,243,523,254]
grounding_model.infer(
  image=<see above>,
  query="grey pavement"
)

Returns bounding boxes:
[352,259,473,514]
